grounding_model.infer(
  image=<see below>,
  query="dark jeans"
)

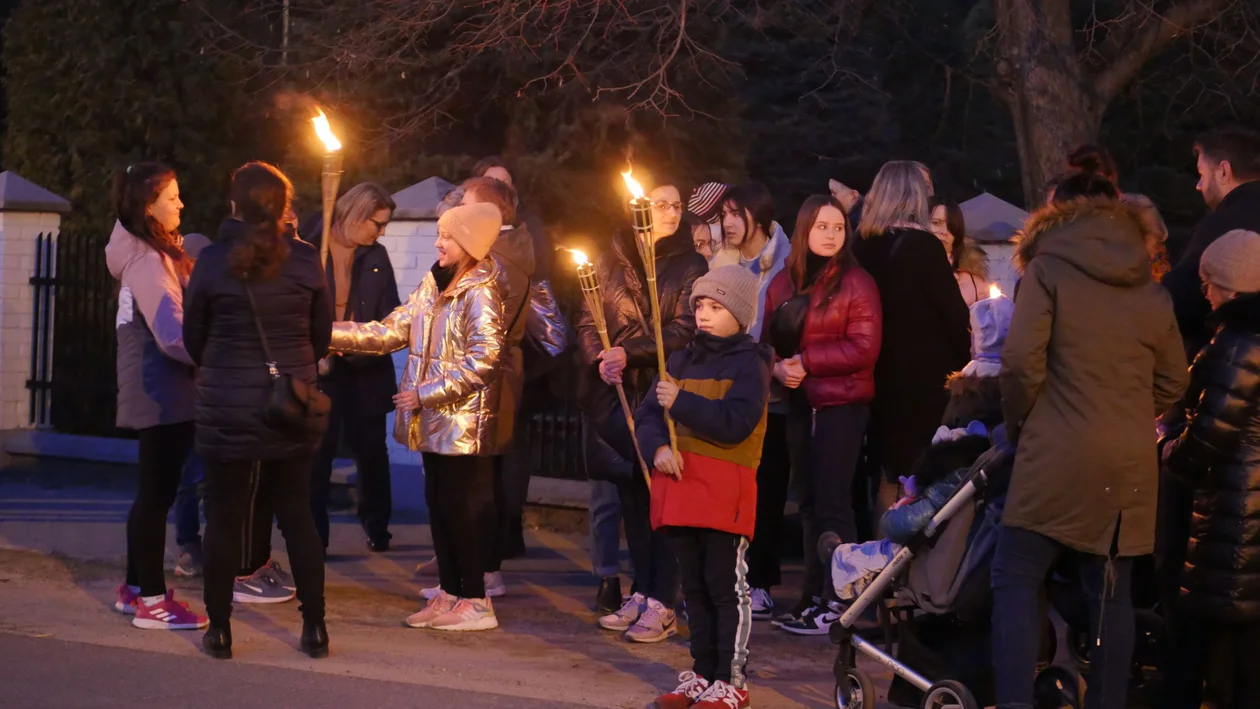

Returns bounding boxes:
[423,453,496,599]
[311,403,392,548]
[126,422,195,597]
[1160,610,1260,709]
[203,457,325,626]
[174,453,204,549]
[792,403,869,602]
[991,525,1133,709]
[746,412,793,591]
[617,467,680,608]
[670,527,752,687]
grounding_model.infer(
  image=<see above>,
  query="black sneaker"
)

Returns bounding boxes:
[770,596,819,628]
[779,600,841,636]
[595,576,623,614]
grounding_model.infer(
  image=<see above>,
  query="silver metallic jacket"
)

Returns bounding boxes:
[525,279,569,356]
[331,259,506,456]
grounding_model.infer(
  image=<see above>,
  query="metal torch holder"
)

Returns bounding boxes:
[578,261,652,488]
[319,150,344,269]
[630,198,679,460]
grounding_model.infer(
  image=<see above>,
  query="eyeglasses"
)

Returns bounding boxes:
[368,217,389,233]
[651,201,683,214]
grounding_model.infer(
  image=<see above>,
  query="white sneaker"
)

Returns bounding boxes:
[429,597,499,632]
[624,598,678,643]
[599,592,646,631]
[750,587,775,620]
[484,571,506,598]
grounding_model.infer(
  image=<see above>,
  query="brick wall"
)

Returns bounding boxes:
[375,217,438,465]
[0,212,59,430]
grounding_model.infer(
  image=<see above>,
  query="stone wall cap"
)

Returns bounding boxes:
[391,176,455,220]
[0,172,70,213]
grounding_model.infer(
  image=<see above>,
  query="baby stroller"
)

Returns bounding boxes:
[827,434,1080,709]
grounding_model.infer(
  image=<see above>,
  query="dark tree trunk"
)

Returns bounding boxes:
[995,0,1101,208]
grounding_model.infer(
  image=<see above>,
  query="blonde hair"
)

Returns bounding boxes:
[859,161,932,239]
[333,182,396,238]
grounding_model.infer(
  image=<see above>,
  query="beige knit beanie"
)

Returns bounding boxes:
[1201,229,1260,294]
[437,202,501,261]
[691,265,761,330]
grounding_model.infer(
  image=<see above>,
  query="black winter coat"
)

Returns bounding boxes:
[1167,293,1260,621]
[1164,181,1260,359]
[576,227,709,471]
[855,227,972,480]
[184,219,333,461]
[301,219,401,418]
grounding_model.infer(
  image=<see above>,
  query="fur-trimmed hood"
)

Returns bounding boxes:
[942,372,1003,430]
[1014,197,1154,288]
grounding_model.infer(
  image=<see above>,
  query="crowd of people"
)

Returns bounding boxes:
[102,124,1260,709]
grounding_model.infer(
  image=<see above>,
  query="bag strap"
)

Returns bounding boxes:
[241,280,281,381]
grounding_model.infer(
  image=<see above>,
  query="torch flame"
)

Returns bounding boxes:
[989,283,1003,299]
[311,109,342,152]
[621,170,646,200]
[570,249,589,266]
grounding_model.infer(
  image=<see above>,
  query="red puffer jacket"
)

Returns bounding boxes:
[762,264,882,408]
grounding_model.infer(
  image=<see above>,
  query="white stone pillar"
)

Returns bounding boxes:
[0,172,69,431]
[376,217,439,466]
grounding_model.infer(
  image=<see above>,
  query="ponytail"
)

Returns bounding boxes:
[227,162,294,281]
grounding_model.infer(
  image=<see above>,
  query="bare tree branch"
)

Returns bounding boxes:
[1091,0,1234,105]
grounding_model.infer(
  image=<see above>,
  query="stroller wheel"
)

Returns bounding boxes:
[834,667,875,709]
[919,680,978,709]
[1033,666,1081,709]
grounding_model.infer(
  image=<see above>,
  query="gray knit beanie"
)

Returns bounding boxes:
[1201,229,1260,294]
[691,265,761,330]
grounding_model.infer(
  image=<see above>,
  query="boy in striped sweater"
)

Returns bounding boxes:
[637,265,772,709]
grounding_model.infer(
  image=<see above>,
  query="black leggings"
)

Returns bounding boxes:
[203,458,325,626]
[126,422,195,597]
[423,453,496,599]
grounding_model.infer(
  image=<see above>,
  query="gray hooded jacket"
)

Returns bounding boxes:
[106,221,196,429]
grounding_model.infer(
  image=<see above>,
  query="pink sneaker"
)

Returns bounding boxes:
[429,597,498,632]
[405,591,457,628]
[131,591,208,630]
[114,584,140,615]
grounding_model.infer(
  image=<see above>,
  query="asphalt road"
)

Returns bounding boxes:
[0,633,590,709]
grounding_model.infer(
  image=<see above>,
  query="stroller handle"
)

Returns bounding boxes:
[924,440,1015,538]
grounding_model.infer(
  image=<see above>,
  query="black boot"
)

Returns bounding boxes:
[595,576,622,614]
[300,619,329,659]
[202,624,232,660]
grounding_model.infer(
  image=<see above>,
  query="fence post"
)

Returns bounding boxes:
[0,172,70,432]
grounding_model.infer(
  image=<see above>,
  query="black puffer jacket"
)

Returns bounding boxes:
[576,227,708,469]
[184,219,333,461]
[1167,293,1260,621]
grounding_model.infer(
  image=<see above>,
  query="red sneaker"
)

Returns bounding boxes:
[692,681,750,709]
[650,671,710,709]
[113,584,140,615]
[131,591,208,630]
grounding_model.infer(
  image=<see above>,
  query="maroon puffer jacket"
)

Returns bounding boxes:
[761,264,882,408]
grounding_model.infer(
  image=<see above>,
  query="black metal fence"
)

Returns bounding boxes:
[26,228,120,436]
[517,267,586,480]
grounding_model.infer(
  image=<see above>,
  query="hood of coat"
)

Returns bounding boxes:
[1212,292,1260,332]
[490,223,537,279]
[710,221,791,275]
[1015,197,1153,288]
[105,221,151,280]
